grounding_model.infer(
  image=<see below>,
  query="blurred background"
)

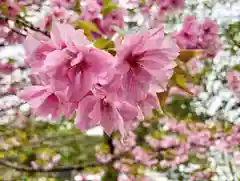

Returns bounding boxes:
[0,0,240,181]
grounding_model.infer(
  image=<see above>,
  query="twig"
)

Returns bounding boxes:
[16,15,50,37]
[0,152,123,173]
[0,159,99,172]
[0,14,50,37]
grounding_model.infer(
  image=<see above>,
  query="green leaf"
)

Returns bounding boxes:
[73,0,81,14]
[101,3,118,16]
[178,49,203,63]
[233,65,240,72]
[8,58,15,64]
[19,4,27,16]
[170,72,193,96]
[103,0,111,5]
[73,20,101,34]
[156,90,169,109]
[94,37,114,49]
[0,3,8,15]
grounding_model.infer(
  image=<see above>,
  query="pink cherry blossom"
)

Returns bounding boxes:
[75,94,138,135]
[96,0,119,6]
[158,0,184,14]
[197,18,221,58]
[2,2,21,18]
[199,18,219,42]
[116,26,179,103]
[0,63,13,74]
[159,136,180,148]
[145,135,161,149]
[176,16,199,49]
[50,0,75,9]
[18,86,63,120]
[102,8,125,36]
[227,71,240,96]
[81,0,102,20]
[132,146,158,166]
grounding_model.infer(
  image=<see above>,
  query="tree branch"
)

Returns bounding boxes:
[0,15,50,37]
[0,153,123,173]
[0,159,99,172]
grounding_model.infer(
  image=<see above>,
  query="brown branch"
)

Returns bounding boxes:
[0,14,50,37]
[0,153,123,173]
[0,159,99,172]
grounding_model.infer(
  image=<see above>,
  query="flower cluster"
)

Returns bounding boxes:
[43,0,124,37]
[19,22,180,135]
[175,16,221,58]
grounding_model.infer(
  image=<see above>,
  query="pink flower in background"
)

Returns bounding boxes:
[176,16,199,49]
[187,58,204,75]
[158,0,184,13]
[113,132,136,153]
[227,71,240,95]
[132,146,158,166]
[96,153,112,163]
[102,8,124,36]
[50,0,75,9]
[116,26,179,103]
[138,93,159,117]
[199,18,219,41]
[0,63,13,74]
[198,18,221,58]
[5,3,21,18]
[97,0,119,6]
[145,135,161,149]
[81,0,102,20]
[159,136,180,148]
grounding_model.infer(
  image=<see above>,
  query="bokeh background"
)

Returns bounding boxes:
[0,0,240,181]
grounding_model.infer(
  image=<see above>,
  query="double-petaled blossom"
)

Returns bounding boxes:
[75,93,138,136]
[176,16,199,49]
[176,16,221,58]
[20,22,181,135]
[102,8,125,36]
[20,22,115,121]
[116,26,179,103]
[81,0,101,20]
[198,18,221,58]
[158,0,184,14]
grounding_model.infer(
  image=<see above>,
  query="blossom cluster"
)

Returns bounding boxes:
[175,16,221,58]
[95,116,240,180]
[19,22,180,135]
[41,0,124,37]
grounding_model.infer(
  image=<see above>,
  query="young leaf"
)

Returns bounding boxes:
[171,73,193,96]
[178,49,203,63]
[94,37,114,49]
[73,20,101,34]
[101,3,118,16]
[233,65,240,72]
[156,90,169,109]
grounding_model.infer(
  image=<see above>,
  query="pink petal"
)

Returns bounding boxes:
[50,22,62,49]
[75,96,99,131]
[24,35,40,55]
